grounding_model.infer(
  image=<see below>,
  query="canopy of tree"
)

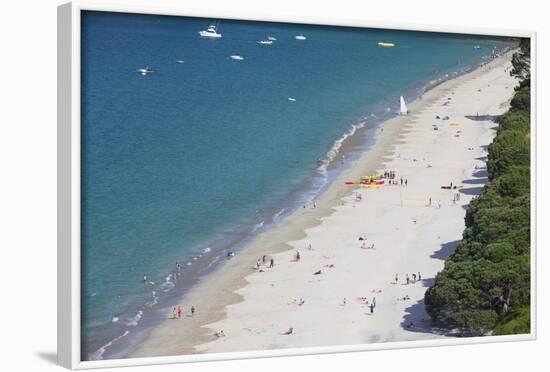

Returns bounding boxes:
[424,44,531,336]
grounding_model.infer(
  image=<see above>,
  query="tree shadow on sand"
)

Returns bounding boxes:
[431,240,460,261]
[400,300,450,336]
[472,169,488,178]
[463,177,488,185]
[465,114,501,122]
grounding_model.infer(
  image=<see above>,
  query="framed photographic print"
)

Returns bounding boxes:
[58,1,536,369]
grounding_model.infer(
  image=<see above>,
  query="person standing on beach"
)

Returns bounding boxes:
[172,307,177,319]
[418,272,422,281]
[405,179,408,187]
[406,274,410,284]
[177,305,183,319]
[270,258,274,268]
[372,297,376,308]
[191,306,195,317]
[395,273,399,284]
[369,303,374,314]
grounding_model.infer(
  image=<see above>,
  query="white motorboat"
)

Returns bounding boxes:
[287,97,297,102]
[176,60,184,64]
[295,35,307,40]
[267,36,277,41]
[199,23,222,38]
[229,55,244,61]
[258,40,273,45]
[136,67,154,76]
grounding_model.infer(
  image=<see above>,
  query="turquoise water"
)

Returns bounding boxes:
[81,11,510,360]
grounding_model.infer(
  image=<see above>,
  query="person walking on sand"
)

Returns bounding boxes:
[191,305,195,316]
[269,258,274,268]
[395,273,399,284]
[406,274,410,285]
[372,297,376,308]
[369,303,374,314]
[405,178,408,187]
[418,272,422,281]
[177,305,183,319]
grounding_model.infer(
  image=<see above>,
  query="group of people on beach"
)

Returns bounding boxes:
[394,272,422,285]
[382,170,407,186]
[383,170,396,179]
[388,177,408,186]
[171,305,195,319]
[254,255,275,271]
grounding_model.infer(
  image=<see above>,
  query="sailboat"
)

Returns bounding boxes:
[199,21,222,38]
[399,96,408,115]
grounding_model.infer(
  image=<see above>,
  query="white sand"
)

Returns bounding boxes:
[131,52,517,358]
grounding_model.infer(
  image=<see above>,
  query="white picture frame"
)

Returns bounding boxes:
[58,1,537,369]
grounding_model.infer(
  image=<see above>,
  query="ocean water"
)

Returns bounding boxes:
[80,11,510,360]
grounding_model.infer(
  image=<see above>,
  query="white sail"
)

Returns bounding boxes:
[399,96,408,115]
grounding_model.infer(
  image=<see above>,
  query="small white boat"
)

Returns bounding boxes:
[267,36,277,41]
[399,95,408,115]
[176,60,185,64]
[473,45,481,49]
[136,67,154,76]
[288,97,297,102]
[199,23,222,38]
[295,35,307,40]
[229,55,244,61]
[258,40,273,45]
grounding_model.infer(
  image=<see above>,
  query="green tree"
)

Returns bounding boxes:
[510,38,530,87]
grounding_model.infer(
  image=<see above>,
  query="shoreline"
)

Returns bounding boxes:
[129,51,517,358]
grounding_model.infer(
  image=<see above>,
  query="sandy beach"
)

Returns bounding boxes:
[131,52,517,358]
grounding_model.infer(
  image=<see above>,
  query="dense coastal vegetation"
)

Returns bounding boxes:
[425,40,531,335]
